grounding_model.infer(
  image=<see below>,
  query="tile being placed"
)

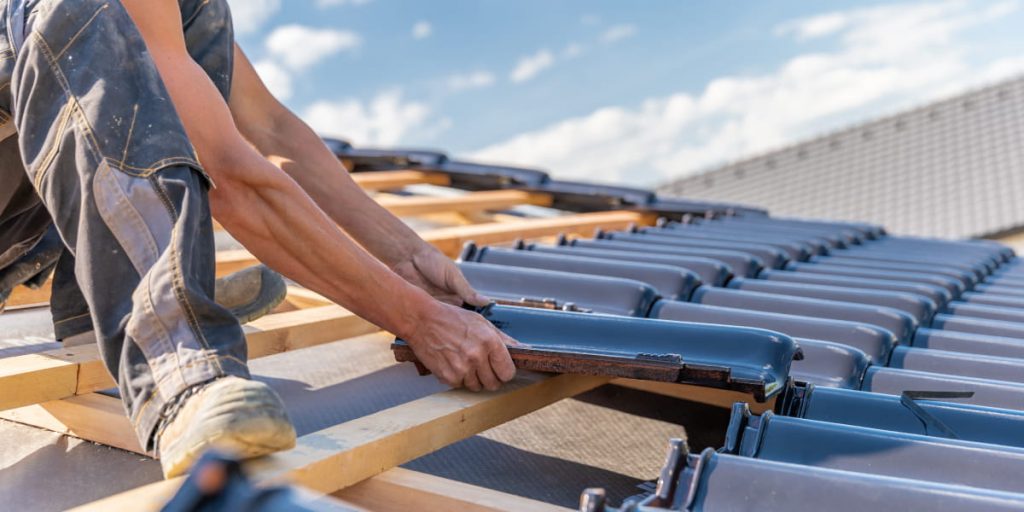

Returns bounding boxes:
[392,304,800,401]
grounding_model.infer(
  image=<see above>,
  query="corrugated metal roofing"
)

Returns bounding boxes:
[659,75,1024,240]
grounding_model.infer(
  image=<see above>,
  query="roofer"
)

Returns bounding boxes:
[0,0,517,477]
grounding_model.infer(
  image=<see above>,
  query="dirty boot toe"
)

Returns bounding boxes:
[157,376,296,478]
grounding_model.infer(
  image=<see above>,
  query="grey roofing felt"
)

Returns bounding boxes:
[661,75,1024,240]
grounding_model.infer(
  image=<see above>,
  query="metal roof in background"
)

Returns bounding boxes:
[660,76,1024,240]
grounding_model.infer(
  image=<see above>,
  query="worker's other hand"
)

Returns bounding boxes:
[393,245,490,307]
[405,301,518,391]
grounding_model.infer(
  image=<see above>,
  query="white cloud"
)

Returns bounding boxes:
[226,0,280,35]
[315,0,372,7]
[563,42,585,59]
[981,55,1024,82]
[600,24,637,43]
[446,71,496,92]
[471,0,1023,186]
[412,21,433,39]
[253,59,293,100]
[775,13,849,40]
[303,90,434,146]
[265,25,361,71]
[581,14,601,26]
[510,49,555,83]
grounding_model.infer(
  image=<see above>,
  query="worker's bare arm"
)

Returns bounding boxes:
[227,46,491,308]
[119,0,515,390]
[118,0,420,333]
[226,47,423,269]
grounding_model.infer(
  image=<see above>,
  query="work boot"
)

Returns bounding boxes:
[156,376,297,479]
[215,264,288,324]
[63,265,288,347]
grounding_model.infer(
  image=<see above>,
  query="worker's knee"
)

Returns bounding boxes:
[92,162,213,274]
[15,0,203,185]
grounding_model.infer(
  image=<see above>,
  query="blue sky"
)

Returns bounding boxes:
[227,0,1024,186]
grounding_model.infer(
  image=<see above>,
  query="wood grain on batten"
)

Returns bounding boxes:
[351,170,450,191]
[261,373,610,492]
[377,190,550,217]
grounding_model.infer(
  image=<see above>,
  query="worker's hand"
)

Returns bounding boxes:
[392,244,490,307]
[404,301,518,391]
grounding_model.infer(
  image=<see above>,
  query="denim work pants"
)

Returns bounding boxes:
[0,0,248,451]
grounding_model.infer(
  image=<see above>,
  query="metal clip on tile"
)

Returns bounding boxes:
[491,296,593,313]
[899,390,975,439]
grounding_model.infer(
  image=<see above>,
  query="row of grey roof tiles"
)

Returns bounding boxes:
[326,137,768,219]
[446,214,1024,511]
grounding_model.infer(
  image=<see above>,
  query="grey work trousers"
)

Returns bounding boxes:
[0,0,248,451]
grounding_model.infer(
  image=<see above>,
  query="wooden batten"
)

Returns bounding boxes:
[215,211,653,271]
[246,372,609,493]
[211,189,549,232]
[377,190,551,217]
[423,210,651,257]
[5,331,575,512]
[0,306,377,412]
[4,279,52,309]
[71,373,609,511]
[351,170,450,191]
[336,468,572,512]
[2,332,397,454]
[1,393,144,453]
[282,286,334,309]
[614,378,776,414]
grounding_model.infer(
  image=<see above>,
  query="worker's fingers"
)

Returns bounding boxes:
[428,352,461,388]
[450,269,490,307]
[476,362,502,391]
[447,351,471,388]
[195,460,228,494]
[489,341,517,383]
[462,370,483,392]
[468,292,491,308]
[435,293,463,307]
[498,330,522,348]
